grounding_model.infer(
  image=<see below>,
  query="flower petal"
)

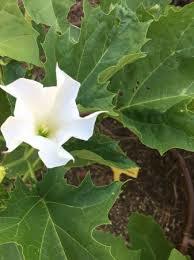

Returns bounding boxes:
[55,111,104,145]
[1,80,59,122]
[1,79,45,117]
[56,64,80,100]
[14,99,33,120]
[1,116,34,152]
[0,78,43,101]
[42,86,58,109]
[38,146,73,168]
[50,65,81,123]
[25,136,74,168]
[70,112,103,140]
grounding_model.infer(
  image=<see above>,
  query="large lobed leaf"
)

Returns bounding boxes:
[0,142,41,179]
[94,230,141,260]
[111,3,194,153]
[125,0,170,12]
[54,0,149,114]
[128,213,173,260]
[0,169,121,259]
[41,27,57,86]
[0,0,40,66]
[23,0,75,32]
[65,133,136,169]
[100,0,119,13]
[0,243,24,260]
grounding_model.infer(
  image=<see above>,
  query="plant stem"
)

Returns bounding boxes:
[172,149,194,254]
[0,65,3,84]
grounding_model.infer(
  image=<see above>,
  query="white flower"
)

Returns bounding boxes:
[0,65,103,168]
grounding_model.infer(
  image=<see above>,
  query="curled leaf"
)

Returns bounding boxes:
[112,167,140,181]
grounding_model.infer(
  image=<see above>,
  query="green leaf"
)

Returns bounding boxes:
[0,141,41,179]
[0,61,26,127]
[0,169,122,259]
[2,61,26,85]
[168,249,189,260]
[0,0,41,66]
[0,243,24,260]
[0,91,10,126]
[0,0,24,17]
[125,0,170,13]
[65,133,136,169]
[100,0,119,13]
[57,1,149,113]
[113,4,194,153]
[128,213,173,260]
[119,100,194,153]
[135,4,168,22]
[94,230,141,260]
[23,0,74,32]
[42,27,57,86]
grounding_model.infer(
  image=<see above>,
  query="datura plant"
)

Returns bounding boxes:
[0,0,193,259]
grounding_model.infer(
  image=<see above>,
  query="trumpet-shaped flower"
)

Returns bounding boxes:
[0,65,103,168]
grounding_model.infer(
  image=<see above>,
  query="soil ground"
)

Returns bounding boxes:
[67,119,194,258]
[67,0,194,258]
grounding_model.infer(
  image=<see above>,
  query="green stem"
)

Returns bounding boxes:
[0,65,3,84]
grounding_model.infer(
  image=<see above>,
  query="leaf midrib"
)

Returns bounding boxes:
[127,19,194,107]
[120,86,194,111]
[1,195,110,260]
[39,199,100,260]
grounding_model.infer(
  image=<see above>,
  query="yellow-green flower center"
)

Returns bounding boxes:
[37,124,50,137]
